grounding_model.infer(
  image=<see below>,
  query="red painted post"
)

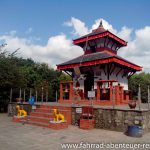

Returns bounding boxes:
[109,82,112,102]
[59,82,63,101]
[115,85,120,105]
[69,81,73,100]
[115,85,118,105]
[120,86,123,104]
[97,82,100,100]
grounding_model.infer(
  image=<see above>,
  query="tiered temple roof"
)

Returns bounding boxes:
[57,21,142,72]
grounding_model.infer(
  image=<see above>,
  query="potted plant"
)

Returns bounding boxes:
[128,100,136,109]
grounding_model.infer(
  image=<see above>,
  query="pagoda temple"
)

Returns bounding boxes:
[57,21,142,105]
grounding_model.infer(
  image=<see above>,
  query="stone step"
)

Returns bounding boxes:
[27,116,52,124]
[35,108,52,113]
[35,108,71,114]
[30,112,53,118]
[39,105,54,109]
[27,120,49,128]
[40,105,71,111]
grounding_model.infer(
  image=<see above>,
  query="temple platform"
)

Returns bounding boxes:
[8,102,150,133]
[8,101,150,115]
[12,116,27,123]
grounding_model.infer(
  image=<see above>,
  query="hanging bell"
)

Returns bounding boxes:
[76,81,80,88]
[65,85,69,92]
[102,82,107,93]
[102,88,107,94]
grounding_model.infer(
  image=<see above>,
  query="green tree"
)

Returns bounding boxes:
[129,72,150,103]
[0,46,72,111]
[0,50,26,111]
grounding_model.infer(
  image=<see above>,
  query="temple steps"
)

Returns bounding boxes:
[27,120,49,128]
[39,105,71,110]
[27,116,50,124]
[25,105,72,128]
[34,108,52,113]
[26,106,53,128]
[30,112,53,118]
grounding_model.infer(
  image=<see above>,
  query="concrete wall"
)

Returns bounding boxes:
[8,103,33,116]
[72,107,150,133]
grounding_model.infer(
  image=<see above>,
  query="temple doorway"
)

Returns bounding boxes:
[84,72,94,99]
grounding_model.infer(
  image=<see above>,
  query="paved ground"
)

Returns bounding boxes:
[0,113,150,150]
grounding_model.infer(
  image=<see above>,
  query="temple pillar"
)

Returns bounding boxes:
[69,81,73,100]
[109,83,112,102]
[60,82,63,101]
[115,85,120,105]
[124,91,130,102]
[119,86,124,104]
[97,82,100,100]
[115,85,123,105]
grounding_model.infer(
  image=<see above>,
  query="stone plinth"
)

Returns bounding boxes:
[79,119,95,130]
[12,116,27,123]
[49,121,68,130]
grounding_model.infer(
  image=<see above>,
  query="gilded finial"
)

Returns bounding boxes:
[99,20,103,28]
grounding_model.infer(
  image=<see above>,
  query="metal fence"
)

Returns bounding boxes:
[9,88,58,103]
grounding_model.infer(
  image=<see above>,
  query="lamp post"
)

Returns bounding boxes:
[46,90,48,102]
[19,88,22,99]
[42,87,43,103]
[10,88,12,103]
[30,88,32,98]
[36,90,37,103]
[23,89,25,102]
[56,91,58,102]
[148,86,150,110]
[138,84,141,110]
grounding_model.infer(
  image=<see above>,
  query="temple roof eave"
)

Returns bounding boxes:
[73,30,127,47]
[57,56,142,72]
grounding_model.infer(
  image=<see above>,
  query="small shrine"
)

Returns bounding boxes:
[57,21,142,105]
[8,21,150,135]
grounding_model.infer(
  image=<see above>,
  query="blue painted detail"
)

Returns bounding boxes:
[29,96,35,105]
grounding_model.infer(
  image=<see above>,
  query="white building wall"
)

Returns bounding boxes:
[93,66,128,90]
[109,70,128,90]
[72,65,129,92]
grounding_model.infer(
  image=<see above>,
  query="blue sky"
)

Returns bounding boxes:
[0,0,150,71]
[0,0,149,44]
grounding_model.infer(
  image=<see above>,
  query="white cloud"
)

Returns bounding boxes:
[9,30,17,36]
[0,33,82,68]
[117,26,132,41]
[118,26,150,70]
[26,27,33,34]
[0,18,150,72]
[91,18,117,34]
[64,17,89,36]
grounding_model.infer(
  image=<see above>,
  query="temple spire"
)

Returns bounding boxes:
[99,20,103,28]
[92,20,106,33]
